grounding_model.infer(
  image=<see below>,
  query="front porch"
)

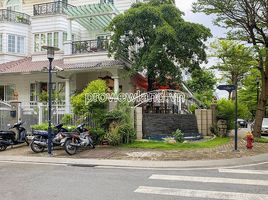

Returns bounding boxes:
[0,56,133,129]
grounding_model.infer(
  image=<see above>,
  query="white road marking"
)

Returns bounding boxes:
[149,174,268,186]
[219,168,268,175]
[135,186,268,200]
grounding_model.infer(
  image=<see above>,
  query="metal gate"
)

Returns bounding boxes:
[0,101,12,130]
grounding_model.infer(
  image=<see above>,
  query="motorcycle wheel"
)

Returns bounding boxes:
[25,137,30,146]
[88,137,95,149]
[64,139,77,155]
[0,144,7,151]
[30,139,45,153]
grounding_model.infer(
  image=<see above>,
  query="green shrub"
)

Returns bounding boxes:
[31,123,48,131]
[210,124,219,136]
[172,129,184,143]
[118,124,136,144]
[89,127,106,144]
[104,126,121,146]
[31,123,76,132]
[216,99,251,130]
[102,110,124,130]
[61,114,74,125]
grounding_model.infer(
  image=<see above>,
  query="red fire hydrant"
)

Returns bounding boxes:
[246,132,254,149]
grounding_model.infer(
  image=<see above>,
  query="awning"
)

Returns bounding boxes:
[64,3,119,31]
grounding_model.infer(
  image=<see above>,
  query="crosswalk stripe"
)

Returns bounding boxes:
[135,186,268,200]
[219,168,268,175]
[149,174,268,186]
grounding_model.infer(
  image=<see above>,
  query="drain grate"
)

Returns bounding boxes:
[67,164,97,168]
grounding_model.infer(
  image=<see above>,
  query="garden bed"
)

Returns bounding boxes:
[120,137,230,150]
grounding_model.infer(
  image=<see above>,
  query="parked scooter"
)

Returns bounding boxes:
[30,123,68,153]
[0,122,29,151]
[62,123,95,155]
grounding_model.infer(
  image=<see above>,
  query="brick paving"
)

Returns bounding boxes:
[0,137,267,161]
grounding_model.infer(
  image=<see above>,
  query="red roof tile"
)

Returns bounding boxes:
[0,57,124,74]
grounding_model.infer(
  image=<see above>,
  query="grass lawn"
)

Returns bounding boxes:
[254,137,268,143]
[120,137,230,150]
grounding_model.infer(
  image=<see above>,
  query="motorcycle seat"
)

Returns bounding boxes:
[32,130,48,135]
[0,131,15,135]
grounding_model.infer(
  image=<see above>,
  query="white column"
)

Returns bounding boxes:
[67,19,72,41]
[112,76,120,94]
[64,19,72,55]
[65,79,71,113]
[38,102,43,125]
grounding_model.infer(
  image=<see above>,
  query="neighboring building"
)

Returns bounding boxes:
[0,0,149,121]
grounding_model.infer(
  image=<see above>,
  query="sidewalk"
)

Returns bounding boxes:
[0,152,267,169]
[0,138,267,168]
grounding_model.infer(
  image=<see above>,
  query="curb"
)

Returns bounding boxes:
[0,153,268,169]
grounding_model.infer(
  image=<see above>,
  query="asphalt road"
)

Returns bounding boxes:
[0,161,268,200]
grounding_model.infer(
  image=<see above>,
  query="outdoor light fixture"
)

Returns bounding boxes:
[42,46,60,156]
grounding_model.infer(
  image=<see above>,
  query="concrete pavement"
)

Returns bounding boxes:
[0,152,268,169]
[1,161,268,200]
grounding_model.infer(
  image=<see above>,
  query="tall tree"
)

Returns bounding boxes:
[238,68,261,118]
[193,0,268,137]
[210,40,256,99]
[187,68,217,106]
[108,0,211,91]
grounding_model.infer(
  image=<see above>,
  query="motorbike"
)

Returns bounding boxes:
[0,122,29,151]
[62,123,95,155]
[30,123,69,153]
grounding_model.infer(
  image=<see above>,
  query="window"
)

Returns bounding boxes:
[0,85,15,101]
[8,35,15,53]
[47,33,53,46]
[30,83,37,102]
[63,32,75,43]
[8,34,25,53]
[100,0,114,4]
[30,82,65,102]
[17,36,24,53]
[6,0,21,11]
[41,33,46,51]
[0,34,2,52]
[34,32,59,52]
[54,32,59,48]
[34,34,40,52]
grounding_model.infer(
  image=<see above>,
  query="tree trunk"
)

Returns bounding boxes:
[147,67,155,91]
[253,87,266,137]
[253,52,268,137]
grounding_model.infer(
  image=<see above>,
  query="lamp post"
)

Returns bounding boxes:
[42,46,60,156]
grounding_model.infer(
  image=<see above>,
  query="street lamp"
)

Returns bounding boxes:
[42,46,60,156]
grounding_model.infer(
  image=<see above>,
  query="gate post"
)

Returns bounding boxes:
[38,102,43,125]
[135,107,143,140]
[9,100,21,123]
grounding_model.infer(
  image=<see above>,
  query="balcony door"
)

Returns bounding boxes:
[6,0,21,12]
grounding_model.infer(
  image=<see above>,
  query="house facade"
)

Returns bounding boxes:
[0,0,150,126]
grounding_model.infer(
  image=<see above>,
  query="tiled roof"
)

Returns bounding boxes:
[0,57,125,74]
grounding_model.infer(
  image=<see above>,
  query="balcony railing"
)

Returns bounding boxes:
[72,39,109,54]
[0,9,31,25]
[33,1,75,16]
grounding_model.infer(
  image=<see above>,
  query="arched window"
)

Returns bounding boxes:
[6,0,21,11]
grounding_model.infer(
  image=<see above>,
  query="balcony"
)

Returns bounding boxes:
[72,39,109,54]
[0,9,31,25]
[33,1,75,16]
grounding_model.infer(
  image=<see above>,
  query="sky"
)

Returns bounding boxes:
[175,0,228,98]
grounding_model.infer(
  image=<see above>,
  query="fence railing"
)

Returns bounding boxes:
[0,9,31,25]
[33,1,75,16]
[72,39,109,54]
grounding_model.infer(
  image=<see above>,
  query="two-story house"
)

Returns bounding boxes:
[0,0,148,125]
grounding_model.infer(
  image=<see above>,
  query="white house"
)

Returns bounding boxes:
[0,0,150,125]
